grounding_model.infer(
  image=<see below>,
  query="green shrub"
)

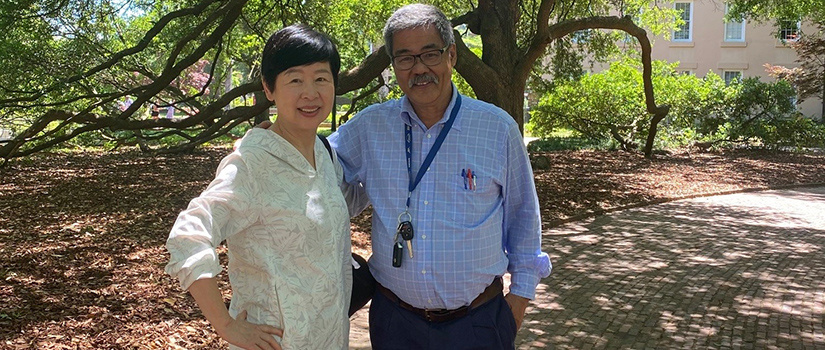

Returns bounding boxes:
[530,56,824,151]
[530,57,650,150]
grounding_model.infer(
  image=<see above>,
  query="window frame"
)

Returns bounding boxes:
[723,70,743,85]
[723,4,746,42]
[778,20,802,42]
[673,2,694,42]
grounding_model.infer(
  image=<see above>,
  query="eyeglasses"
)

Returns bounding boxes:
[392,46,449,71]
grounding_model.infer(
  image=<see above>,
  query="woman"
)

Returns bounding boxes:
[165,24,350,350]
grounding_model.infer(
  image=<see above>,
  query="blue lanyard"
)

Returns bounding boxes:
[404,95,462,209]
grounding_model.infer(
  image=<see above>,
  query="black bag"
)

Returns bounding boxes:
[319,135,376,316]
[349,252,376,316]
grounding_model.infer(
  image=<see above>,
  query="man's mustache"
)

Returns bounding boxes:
[409,74,439,88]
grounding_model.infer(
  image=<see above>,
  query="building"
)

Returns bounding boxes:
[589,2,822,119]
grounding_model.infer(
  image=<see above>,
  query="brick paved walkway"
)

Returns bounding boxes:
[350,186,825,349]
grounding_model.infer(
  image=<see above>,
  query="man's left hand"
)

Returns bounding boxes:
[503,293,529,330]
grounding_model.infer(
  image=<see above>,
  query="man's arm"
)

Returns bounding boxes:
[341,179,370,217]
[500,122,552,328]
[328,123,371,215]
[504,293,530,330]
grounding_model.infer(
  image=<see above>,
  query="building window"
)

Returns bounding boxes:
[673,2,693,41]
[778,20,801,41]
[677,70,694,76]
[724,4,745,42]
[571,29,593,44]
[723,71,742,85]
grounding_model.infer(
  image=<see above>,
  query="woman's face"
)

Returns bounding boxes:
[263,61,335,132]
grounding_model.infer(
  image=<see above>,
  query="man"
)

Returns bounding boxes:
[329,4,551,349]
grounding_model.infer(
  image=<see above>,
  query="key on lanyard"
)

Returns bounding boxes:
[392,212,413,268]
[397,211,414,259]
[392,241,403,268]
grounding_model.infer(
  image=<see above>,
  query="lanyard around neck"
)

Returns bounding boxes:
[404,94,462,209]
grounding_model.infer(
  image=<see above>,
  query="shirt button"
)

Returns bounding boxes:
[428,299,432,304]
[422,235,427,239]
[421,270,426,274]
[427,134,432,139]
[424,200,429,205]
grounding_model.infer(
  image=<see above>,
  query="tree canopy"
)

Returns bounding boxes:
[727,0,825,118]
[0,0,677,162]
[726,0,825,26]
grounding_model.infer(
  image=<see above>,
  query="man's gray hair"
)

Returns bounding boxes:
[383,4,455,57]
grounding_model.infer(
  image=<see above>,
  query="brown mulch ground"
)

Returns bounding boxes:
[1,147,823,349]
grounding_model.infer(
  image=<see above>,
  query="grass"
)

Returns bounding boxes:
[527,128,612,152]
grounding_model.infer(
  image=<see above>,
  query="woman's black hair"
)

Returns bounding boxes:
[260,24,341,92]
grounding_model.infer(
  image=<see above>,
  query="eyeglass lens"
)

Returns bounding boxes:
[393,49,445,70]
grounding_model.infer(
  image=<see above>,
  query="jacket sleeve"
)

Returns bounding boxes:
[164,151,260,290]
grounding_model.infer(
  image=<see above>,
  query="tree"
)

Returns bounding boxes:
[0,0,674,163]
[764,30,825,120]
[531,59,723,150]
[727,0,825,120]
[726,0,825,27]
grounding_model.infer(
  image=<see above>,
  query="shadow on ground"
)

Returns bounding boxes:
[520,187,825,349]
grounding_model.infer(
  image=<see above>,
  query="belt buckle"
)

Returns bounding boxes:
[423,306,467,322]
[424,309,447,322]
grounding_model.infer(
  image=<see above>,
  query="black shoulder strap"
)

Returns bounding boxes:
[318,134,334,162]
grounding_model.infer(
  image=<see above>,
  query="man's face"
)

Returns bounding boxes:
[391,26,456,112]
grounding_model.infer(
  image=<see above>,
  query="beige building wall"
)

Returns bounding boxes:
[585,1,822,119]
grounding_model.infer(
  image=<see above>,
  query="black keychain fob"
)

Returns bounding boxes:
[392,242,404,267]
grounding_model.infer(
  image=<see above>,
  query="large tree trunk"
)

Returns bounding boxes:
[454,1,669,158]
[821,75,825,122]
[454,0,526,131]
[498,82,527,132]
[253,90,269,124]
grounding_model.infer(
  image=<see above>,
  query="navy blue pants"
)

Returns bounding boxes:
[369,288,517,350]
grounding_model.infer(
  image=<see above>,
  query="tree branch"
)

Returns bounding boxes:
[524,14,670,157]
[454,32,502,102]
[337,47,391,94]
[0,0,220,105]
[122,0,249,119]
[340,75,386,123]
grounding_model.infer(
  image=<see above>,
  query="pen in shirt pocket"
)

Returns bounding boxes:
[467,168,473,191]
[461,169,467,189]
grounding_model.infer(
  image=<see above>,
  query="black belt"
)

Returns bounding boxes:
[377,277,503,323]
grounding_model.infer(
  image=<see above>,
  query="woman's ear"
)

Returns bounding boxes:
[262,78,276,102]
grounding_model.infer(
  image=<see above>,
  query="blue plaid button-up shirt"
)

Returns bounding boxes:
[329,85,551,310]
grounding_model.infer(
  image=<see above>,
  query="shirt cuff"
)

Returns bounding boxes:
[165,249,222,291]
[509,252,552,300]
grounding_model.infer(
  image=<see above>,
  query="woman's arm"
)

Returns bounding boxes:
[188,278,284,350]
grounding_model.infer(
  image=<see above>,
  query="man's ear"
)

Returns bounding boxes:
[449,44,458,65]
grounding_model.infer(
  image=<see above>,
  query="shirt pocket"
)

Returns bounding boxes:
[454,173,493,193]
[448,173,501,225]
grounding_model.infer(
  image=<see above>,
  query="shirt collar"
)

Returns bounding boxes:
[398,83,462,131]
[242,128,319,175]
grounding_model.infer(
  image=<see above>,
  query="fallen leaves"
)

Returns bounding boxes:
[0,146,823,349]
